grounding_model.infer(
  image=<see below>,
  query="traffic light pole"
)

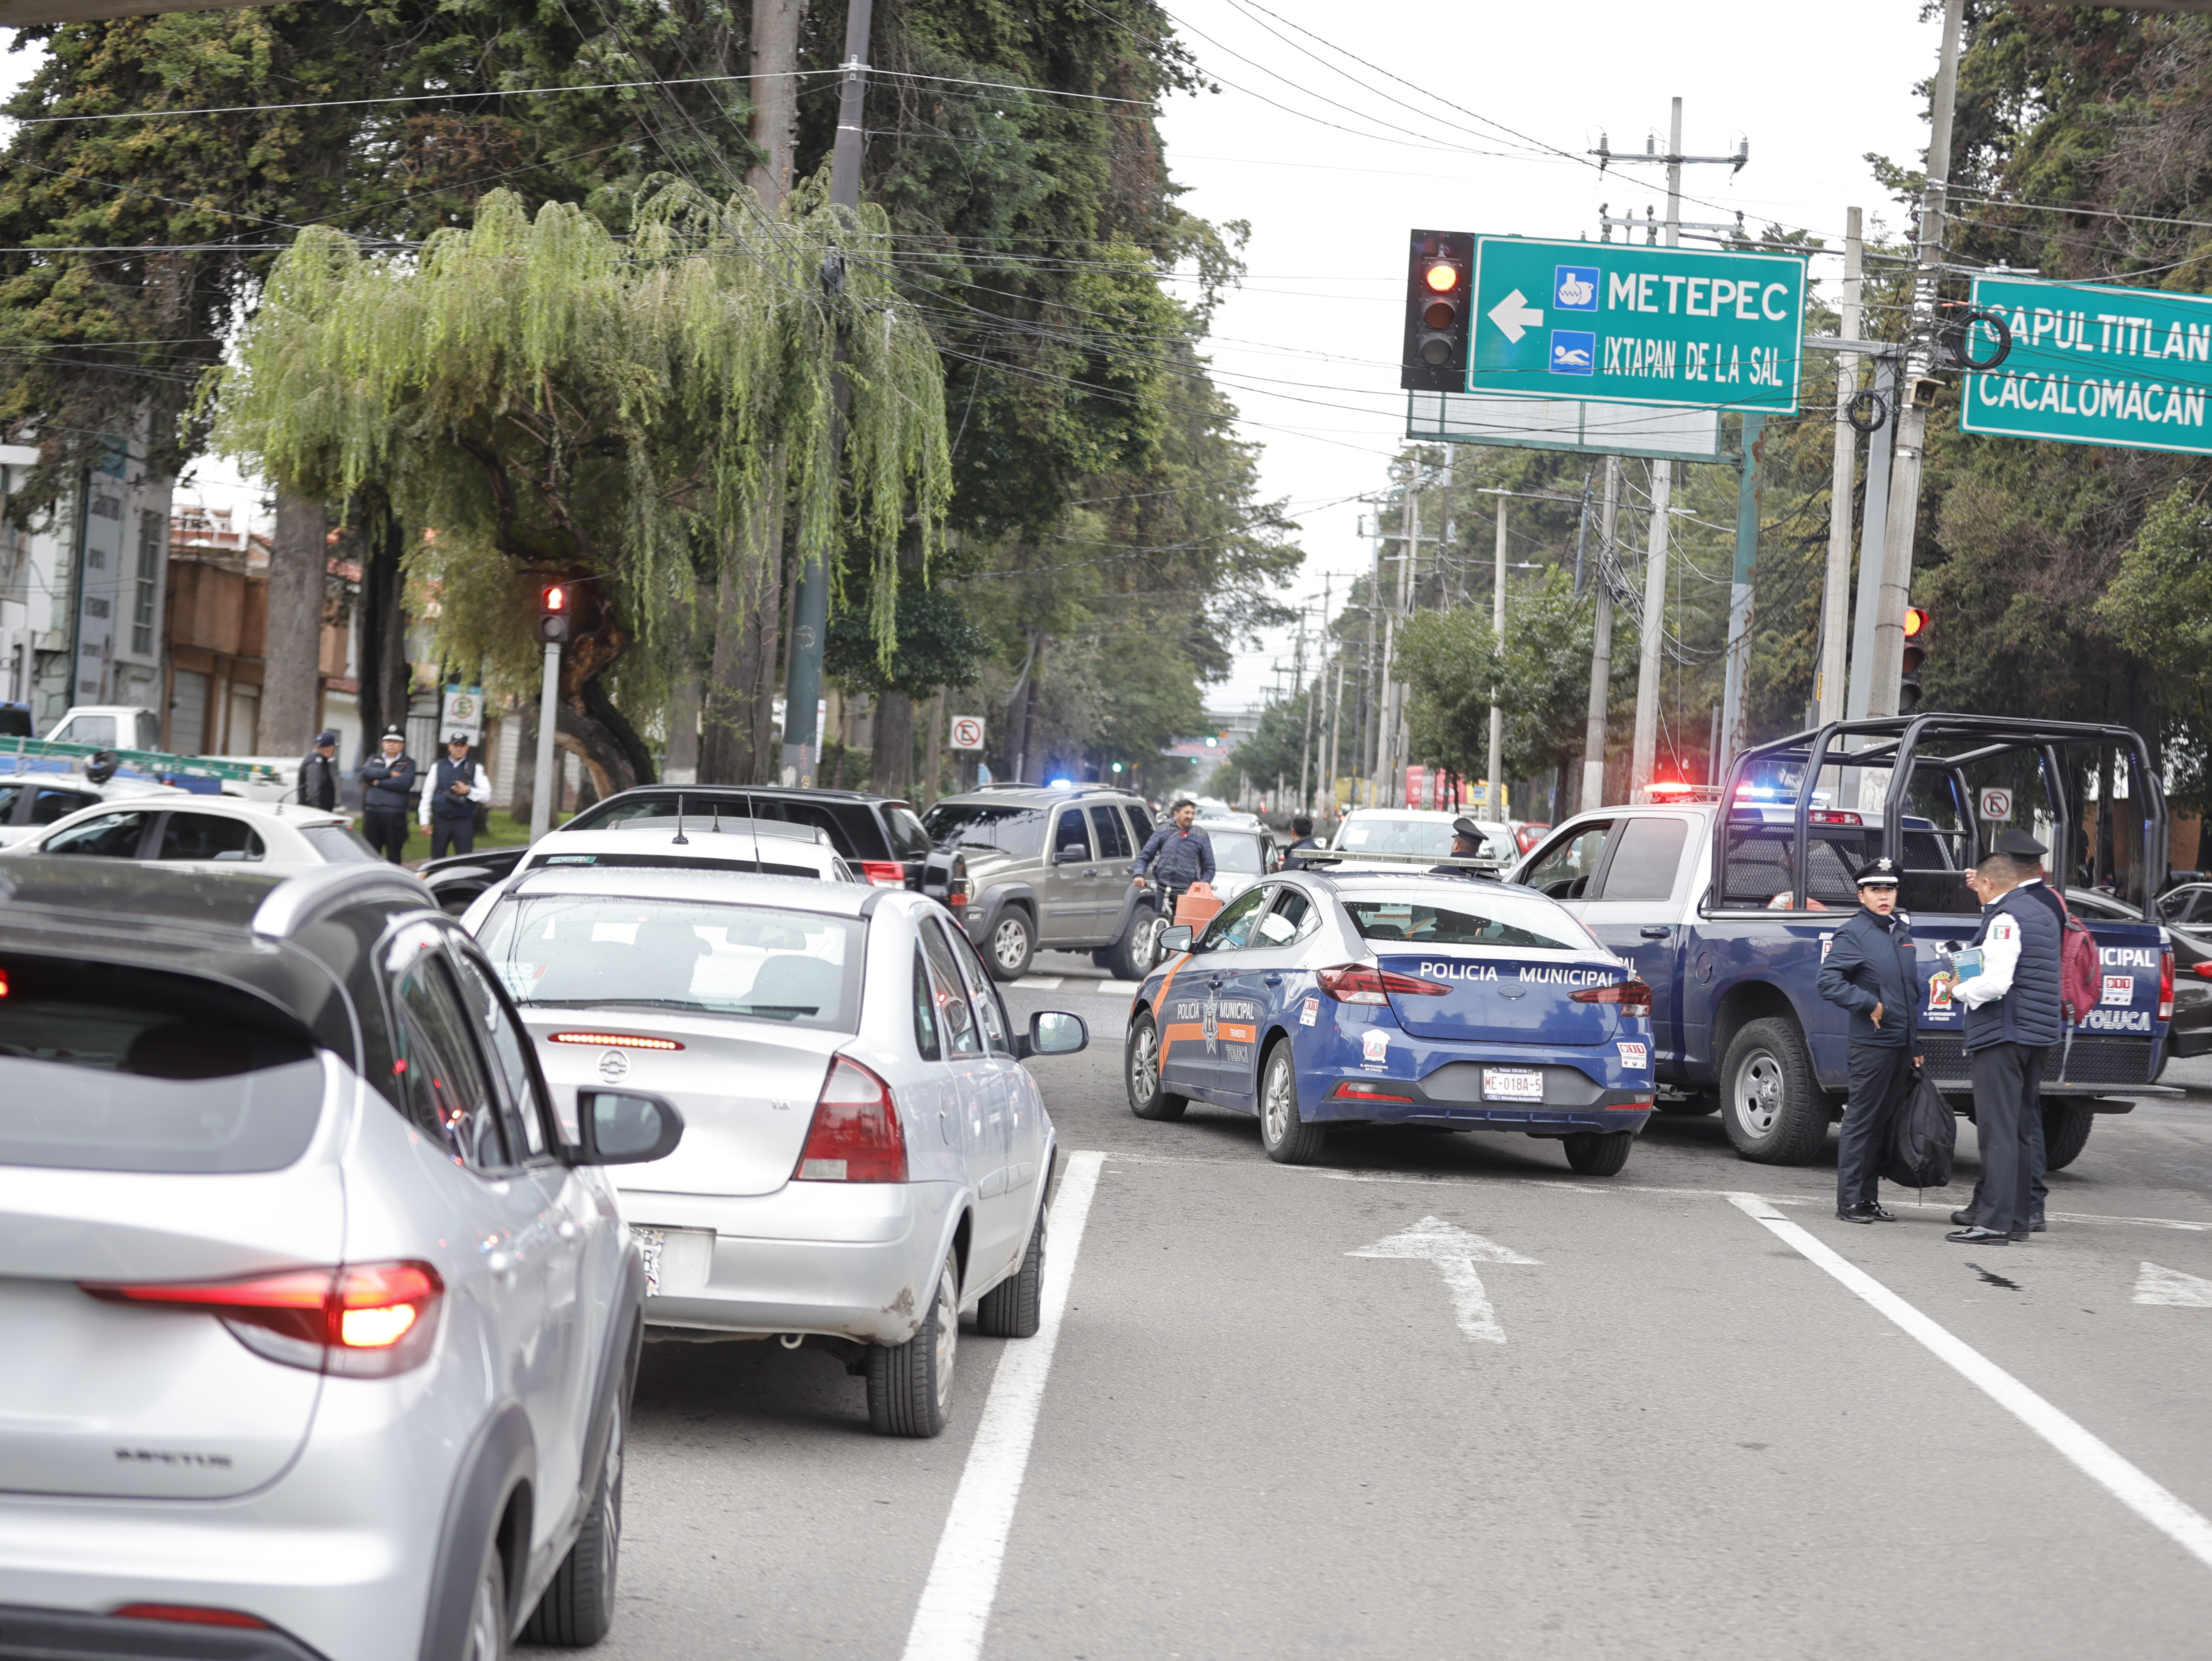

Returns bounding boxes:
[529,638,560,844]
[1578,458,1620,813]
[1715,411,1764,776]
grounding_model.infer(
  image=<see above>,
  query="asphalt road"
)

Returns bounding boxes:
[531,953,2212,1659]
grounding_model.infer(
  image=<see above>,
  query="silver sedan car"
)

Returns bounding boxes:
[472,866,1086,1437]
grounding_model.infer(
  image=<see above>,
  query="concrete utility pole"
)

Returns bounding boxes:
[1579,457,1621,812]
[529,636,561,843]
[1326,657,1345,816]
[1629,459,1673,796]
[779,0,874,788]
[1716,412,1764,773]
[1817,209,1865,725]
[1378,482,1418,803]
[1356,500,1382,806]
[1868,0,1965,721]
[1486,497,1506,810]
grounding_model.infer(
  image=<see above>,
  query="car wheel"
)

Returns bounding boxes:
[866,1249,959,1438]
[986,911,1035,982]
[2043,1102,2095,1171]
[461,1533,509,1661]
[1720,1016,1830,1165]
[1105,903,1169,981]
[1562,1129,1635,1176]
[520,1398,622,1645]
[1126,1010,1187,1121]
[1258,1039,1326,1165]
[976,1205,1045,1339]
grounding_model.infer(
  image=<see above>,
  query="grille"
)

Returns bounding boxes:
[1917,1032,2154,1090]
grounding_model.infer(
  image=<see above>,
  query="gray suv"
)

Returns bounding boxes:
[922,785,1164,980]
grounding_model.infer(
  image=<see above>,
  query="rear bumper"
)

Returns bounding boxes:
[617,1180,962,1347]
[1308,1075,1653,1134]
[0,1602,327,1659]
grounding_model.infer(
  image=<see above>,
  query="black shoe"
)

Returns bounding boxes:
[2032,1213,2047,1233]
[1947,1226,2011,1245]
[1837,1204,1878,1224]
[2009,1229,2031,1242]
[1867,1203,1900,1221]
[1951,1208,1976,1226]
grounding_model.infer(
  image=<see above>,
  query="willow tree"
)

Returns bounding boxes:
[210,177,951,793]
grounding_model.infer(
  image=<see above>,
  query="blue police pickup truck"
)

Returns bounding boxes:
[1505,714,2174,1169]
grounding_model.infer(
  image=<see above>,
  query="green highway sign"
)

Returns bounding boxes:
[1962,274,2212,455]
[1467,236,1806,414]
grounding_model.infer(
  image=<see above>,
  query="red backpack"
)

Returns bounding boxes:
[2055,894,2100,1024]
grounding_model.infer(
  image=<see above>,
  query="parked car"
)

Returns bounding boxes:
[421,784,960,916]
[1329,808,1516,866]
[0,773,192,848]
[1200,825,1277,907]
[1123,868,1655,1173]
[1513,821,1551,855]
[457,818,856,928]
[922,784,1163,980]
[471,865,1086,1437]
[0,856,683,1656]
[0,794,383,872]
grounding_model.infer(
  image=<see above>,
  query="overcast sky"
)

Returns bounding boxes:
[1151,0,1948,716]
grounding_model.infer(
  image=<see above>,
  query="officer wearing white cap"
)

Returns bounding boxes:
[1429,816,1498,879]
[1816,855,1924,1222]
[357,725,417,864]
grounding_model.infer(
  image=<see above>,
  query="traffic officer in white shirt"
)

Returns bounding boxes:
[1945,850,2064,1244]
[1954,828,2062,1234]
[421,731,492,859]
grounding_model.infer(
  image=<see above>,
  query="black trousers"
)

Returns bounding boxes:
[429,818,475,859]
[362,808,410,864]
[1838,1042,1915,1210]
[1968,1041,2043,1235]
[1972,1063,2048,1222]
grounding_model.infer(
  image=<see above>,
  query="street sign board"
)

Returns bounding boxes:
[1467,237,1806,414]
[1407,390,1726,463]
[1963,274,2212,455]
[948,714,985,751]
[441,684,485,746]
[1980,786,2013,821]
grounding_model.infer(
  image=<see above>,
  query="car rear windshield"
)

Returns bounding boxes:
[1338,817,1453,857]
[1344,894,1590,952]
[477,896,865,1030]
[1212,834,1265,875]
[922,803,1045,860]
[299,823,381,862]
[0,957,324,1173]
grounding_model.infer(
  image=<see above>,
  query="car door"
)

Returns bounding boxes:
[919,916,1001,1243]
[1216,883,1325,1101]
[37,807,160,858]
[1515,819,1615,904]
[1089,804,1136,941]
[1039,806,1097,944]
[1576,815,1693,1068]
[152,810,267,870]
[939,919,1033,1279]
[1160,884,1274,1102]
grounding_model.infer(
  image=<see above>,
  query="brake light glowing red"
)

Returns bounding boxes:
[860,860,906,888]
[1647,779,1694,797]
[1571,977,1654,1017]
[2160,949,2175,1021]
[1316,964,1450,1004]
[546,1031,684,1050]
[1808,809,1863,825]
[112,1604,272,1629]
[80,1261,445,1374]
[794,1055,907,1182]
[1331,1080,1415,1103]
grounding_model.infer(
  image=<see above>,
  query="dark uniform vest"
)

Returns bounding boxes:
[1962,885,2063,1053]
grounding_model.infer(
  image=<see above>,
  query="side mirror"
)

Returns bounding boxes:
[1014,1009,1089,1058]
[1055,843,1090,864]
[1158,924,1194,955]
[574,1089,685,1165]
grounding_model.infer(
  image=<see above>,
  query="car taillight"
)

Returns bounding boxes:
[860,860,906,888]
[1571,977,1654,1017]
[2161,949,2175,1021]
[1316,964,1450,1004]
[793,1055,907,1182]
[1331,1080,1415,1103]
[947,872,969,908]
[80,1262,444,1377]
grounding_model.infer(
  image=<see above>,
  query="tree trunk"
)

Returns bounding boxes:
[874,691,914,795]
[663,583,704,784]
[922,690,943,804]
[747,0,805,206]
[262,492,326,759]
[700,494,787,784]
[354,500,407,764]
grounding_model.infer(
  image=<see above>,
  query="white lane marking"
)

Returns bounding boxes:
[900,1149,1105,1661]
[1018,976,1064,990]
[1348,1215,1539,1344]
[2135,1262,2212,1306]
[1728,1191,2212,1575]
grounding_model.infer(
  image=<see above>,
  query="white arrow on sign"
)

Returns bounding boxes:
[1348,1215,1538,1344]
[1486,288,1544,344]
[2134,1262,2212,1306]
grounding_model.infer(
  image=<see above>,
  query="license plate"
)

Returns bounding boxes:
[1483,1067,1545,1103]
[631,1226,665,1296]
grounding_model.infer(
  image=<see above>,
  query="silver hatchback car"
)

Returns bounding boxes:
[471,867,1086,1437]
[0,858,683,1660]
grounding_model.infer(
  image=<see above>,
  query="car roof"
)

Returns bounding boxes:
[498,863,875,914]
[533,819,831,851]
[582,784,909,811]
[34,792,347,826]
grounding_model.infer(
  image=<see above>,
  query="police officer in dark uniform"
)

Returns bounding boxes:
[1429,816,1498,879]
[297,729,340,811]
[357,725,418,864]
[1816,855,1923,1223]
[1953,828,2060,1235]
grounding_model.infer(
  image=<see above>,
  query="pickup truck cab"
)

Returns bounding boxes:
[1507,713,2173,1169]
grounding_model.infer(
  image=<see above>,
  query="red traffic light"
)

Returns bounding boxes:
[1903,606,1928,639]
[1423,262,1458,294]
[540,583,569,615]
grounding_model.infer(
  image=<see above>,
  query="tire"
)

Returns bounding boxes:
[1104,902,1169,981]
[985,909,1034,982]
[1562,1129,1635,1176]
[976,1205,1045,1339]
[1257,1039,1326,1165]
[866,1249,959,1438]
[520,1399,623,1646]
[1125,1010,1187,1121]
[460,1531,509,1661]
[1720,1016,1830,1166]
[2043,1102,2095,1171]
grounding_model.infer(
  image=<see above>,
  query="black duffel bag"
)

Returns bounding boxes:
[1884,1068,1957,1188]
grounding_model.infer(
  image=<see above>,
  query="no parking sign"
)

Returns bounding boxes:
[949,715,985,751]
[1979,787,2014,821]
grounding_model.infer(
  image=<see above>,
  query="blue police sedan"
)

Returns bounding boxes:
[1123,870,1656,1173]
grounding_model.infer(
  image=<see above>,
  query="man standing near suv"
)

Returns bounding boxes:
[1133,799,1215,921]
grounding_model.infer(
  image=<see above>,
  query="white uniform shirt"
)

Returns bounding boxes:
[1953,911,2021,1009]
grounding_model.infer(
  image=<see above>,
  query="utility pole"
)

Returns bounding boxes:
[1326,657,1345,819]
[1817,208,1865,725]
[1868,0,1965,720]
[529,635,561,843]
[1378,482,1417,805]
[1579,457,1621,812]
[1356,500,1381,807]
[779,0,874,787]
[1716,411,1764,774]
[1487,495,1506,811]
[1629,458,1673,796]
[1299,576,1326,814]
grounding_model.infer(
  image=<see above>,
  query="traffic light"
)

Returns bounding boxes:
[537,581,572,645]
[1401,230,1473,392]
[1900,606,1929,711]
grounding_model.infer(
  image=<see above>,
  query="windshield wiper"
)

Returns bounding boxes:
[517,996,707,1011]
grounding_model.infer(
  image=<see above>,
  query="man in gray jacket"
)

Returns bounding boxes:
[1816,856,1924,1223]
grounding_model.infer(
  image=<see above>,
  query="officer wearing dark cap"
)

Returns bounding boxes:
[1816,855,1924,1222]
[297,728,340,812]
[1952,827,2061,1235]
[1430,816,1498,878]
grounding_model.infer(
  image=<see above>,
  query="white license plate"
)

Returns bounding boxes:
[631,1226,665,1296]
[1483,1067,1545,1103]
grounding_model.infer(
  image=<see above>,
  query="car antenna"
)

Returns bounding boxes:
[710,797,721,833]
[672,794,689,846]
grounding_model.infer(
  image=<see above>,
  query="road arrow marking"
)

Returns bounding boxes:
[1347,1215,1538,1344]
[2135,1262,2212,1306]
[1486,288,1544,344]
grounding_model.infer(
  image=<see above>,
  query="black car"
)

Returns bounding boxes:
[2069,885,2212,1062]
[421,785,967,916]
